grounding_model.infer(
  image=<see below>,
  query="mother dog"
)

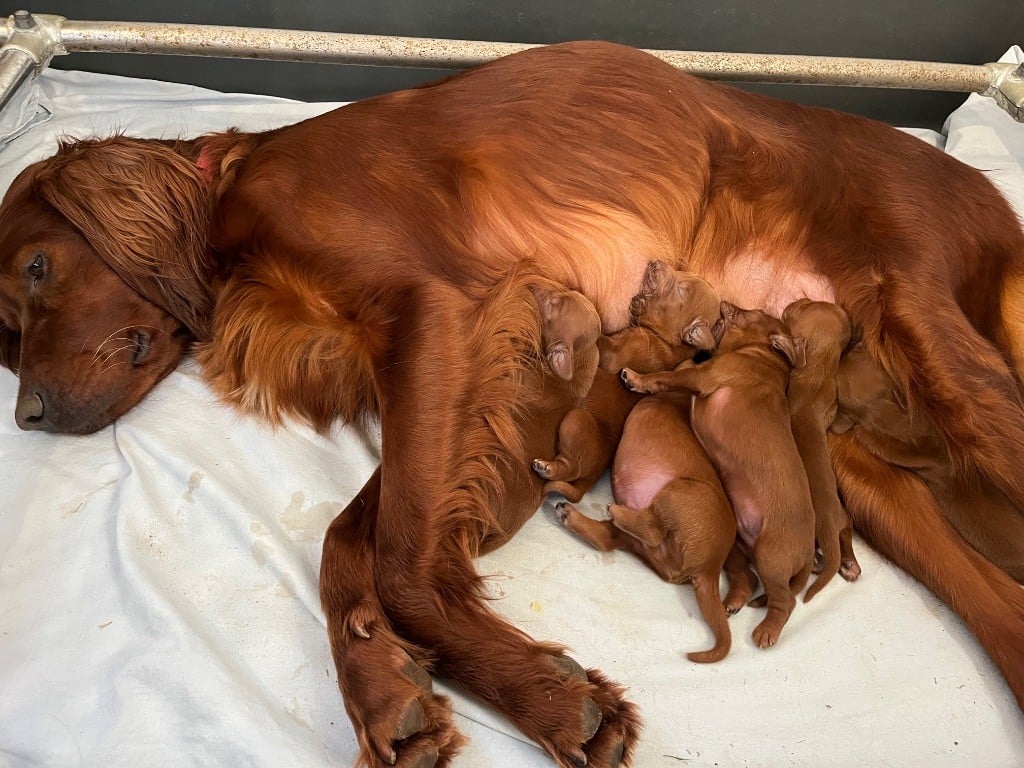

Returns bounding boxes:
[2,41,1024,768]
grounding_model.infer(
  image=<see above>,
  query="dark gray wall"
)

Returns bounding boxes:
[41,1,1024,128]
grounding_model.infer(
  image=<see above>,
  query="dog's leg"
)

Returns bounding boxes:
[554,501,622,552]
[794,419,858,601]
[320,468,465,768]
[608,503,664,548]
[830,431,1024,712]
[722,543,758,614]
[534,408,607,503]
[619,360,717,397]
[373,285,639,768]
[838,524,862,581]
[749,538,801,649]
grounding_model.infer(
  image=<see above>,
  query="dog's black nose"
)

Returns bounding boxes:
[15,390,47,430]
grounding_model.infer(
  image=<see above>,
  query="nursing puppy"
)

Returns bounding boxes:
[532,261,716,501]
[552,267,737,662]
[556,387,737,663]
[834,343,1024,584]
[621,303,815,648]
[782,299,861,602]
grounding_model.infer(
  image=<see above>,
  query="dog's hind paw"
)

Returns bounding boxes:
[533,457,554,479]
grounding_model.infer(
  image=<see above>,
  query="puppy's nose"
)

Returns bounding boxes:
[15,390,47,430]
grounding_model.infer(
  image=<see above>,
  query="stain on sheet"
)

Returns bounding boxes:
[61,478,118,518]
[281,492,343,542]
[184,471,203,503]
[252,540,273,566]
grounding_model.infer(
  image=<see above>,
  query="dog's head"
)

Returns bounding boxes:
[715,301,806,369]
[629,260,721,351]
[0,138,210,433]
[832,341,918,435]
[532,284,601,381]
[781,299,852,359]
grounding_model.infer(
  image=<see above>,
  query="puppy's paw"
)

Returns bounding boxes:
[554,501,576,525]
[811,549,825,575]
[723,597,745,615]
[532,458,554,479]
[752,620,781,649]
[840,557,862,582]
[618,367,647,392]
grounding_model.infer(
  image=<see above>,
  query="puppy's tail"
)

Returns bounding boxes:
[803,541,839,603]
[830,432,1024,712]
[687,573,732,664]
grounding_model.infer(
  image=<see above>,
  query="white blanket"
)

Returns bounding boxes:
[2,48,1023,768]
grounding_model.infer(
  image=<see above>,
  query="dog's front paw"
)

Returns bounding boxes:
[619,367,648,393]
[532,457,554,479]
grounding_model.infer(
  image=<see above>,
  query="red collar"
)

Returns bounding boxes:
[196,145,214,181]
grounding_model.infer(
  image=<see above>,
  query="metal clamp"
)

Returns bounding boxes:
[0,11,64,113]
[2,11,65,69]
[984,62,1024,122]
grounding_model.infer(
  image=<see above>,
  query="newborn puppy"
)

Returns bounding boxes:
[532,283,602,389]
[629,259,721,351]
[621,303,816,648]
[532,260,716,501]
[834,343,1024,584]
[556,388,738,663]
[781,299,862,601]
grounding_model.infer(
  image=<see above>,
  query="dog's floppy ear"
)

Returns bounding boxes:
[830,410,856,434]
[630,260,675,322]
[33,137,214,339]
[530,284,574,380]
[0,320,20,373]
[546,341,574,381]
[684,321,715,351]
[770,332,807,368]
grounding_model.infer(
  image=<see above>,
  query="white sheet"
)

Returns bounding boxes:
[2,49,1024,768]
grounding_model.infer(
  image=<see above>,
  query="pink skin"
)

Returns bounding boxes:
[592,254,832,335]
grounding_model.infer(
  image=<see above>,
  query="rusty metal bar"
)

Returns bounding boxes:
[1,12,1022,121]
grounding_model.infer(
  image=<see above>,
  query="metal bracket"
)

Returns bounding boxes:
[0,11,65,113]
[984,62,1024,122]
[2,11,65,70]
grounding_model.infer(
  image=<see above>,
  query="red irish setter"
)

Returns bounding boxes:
[2,41,1024,768]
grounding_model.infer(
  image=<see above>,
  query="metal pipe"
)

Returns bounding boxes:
[50,19,1005,93]
[0,46,35,113]
[1,14,1022,121]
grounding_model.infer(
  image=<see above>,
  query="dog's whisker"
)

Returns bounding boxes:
[96,344,134,371]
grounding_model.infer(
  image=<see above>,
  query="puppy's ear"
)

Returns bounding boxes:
[684,321,716,351]
[641,260,673,295]
[546,341,574,381]
[631,261,671,322]
[33,138,214,339]
[830,411,856,435]
[770,333,807,368]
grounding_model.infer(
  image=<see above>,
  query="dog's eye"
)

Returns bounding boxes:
[130,329,151,366]
[26,252,46,282]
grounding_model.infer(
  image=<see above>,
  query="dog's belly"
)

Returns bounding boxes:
[701,249,836,318]
[612,465,675,511]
